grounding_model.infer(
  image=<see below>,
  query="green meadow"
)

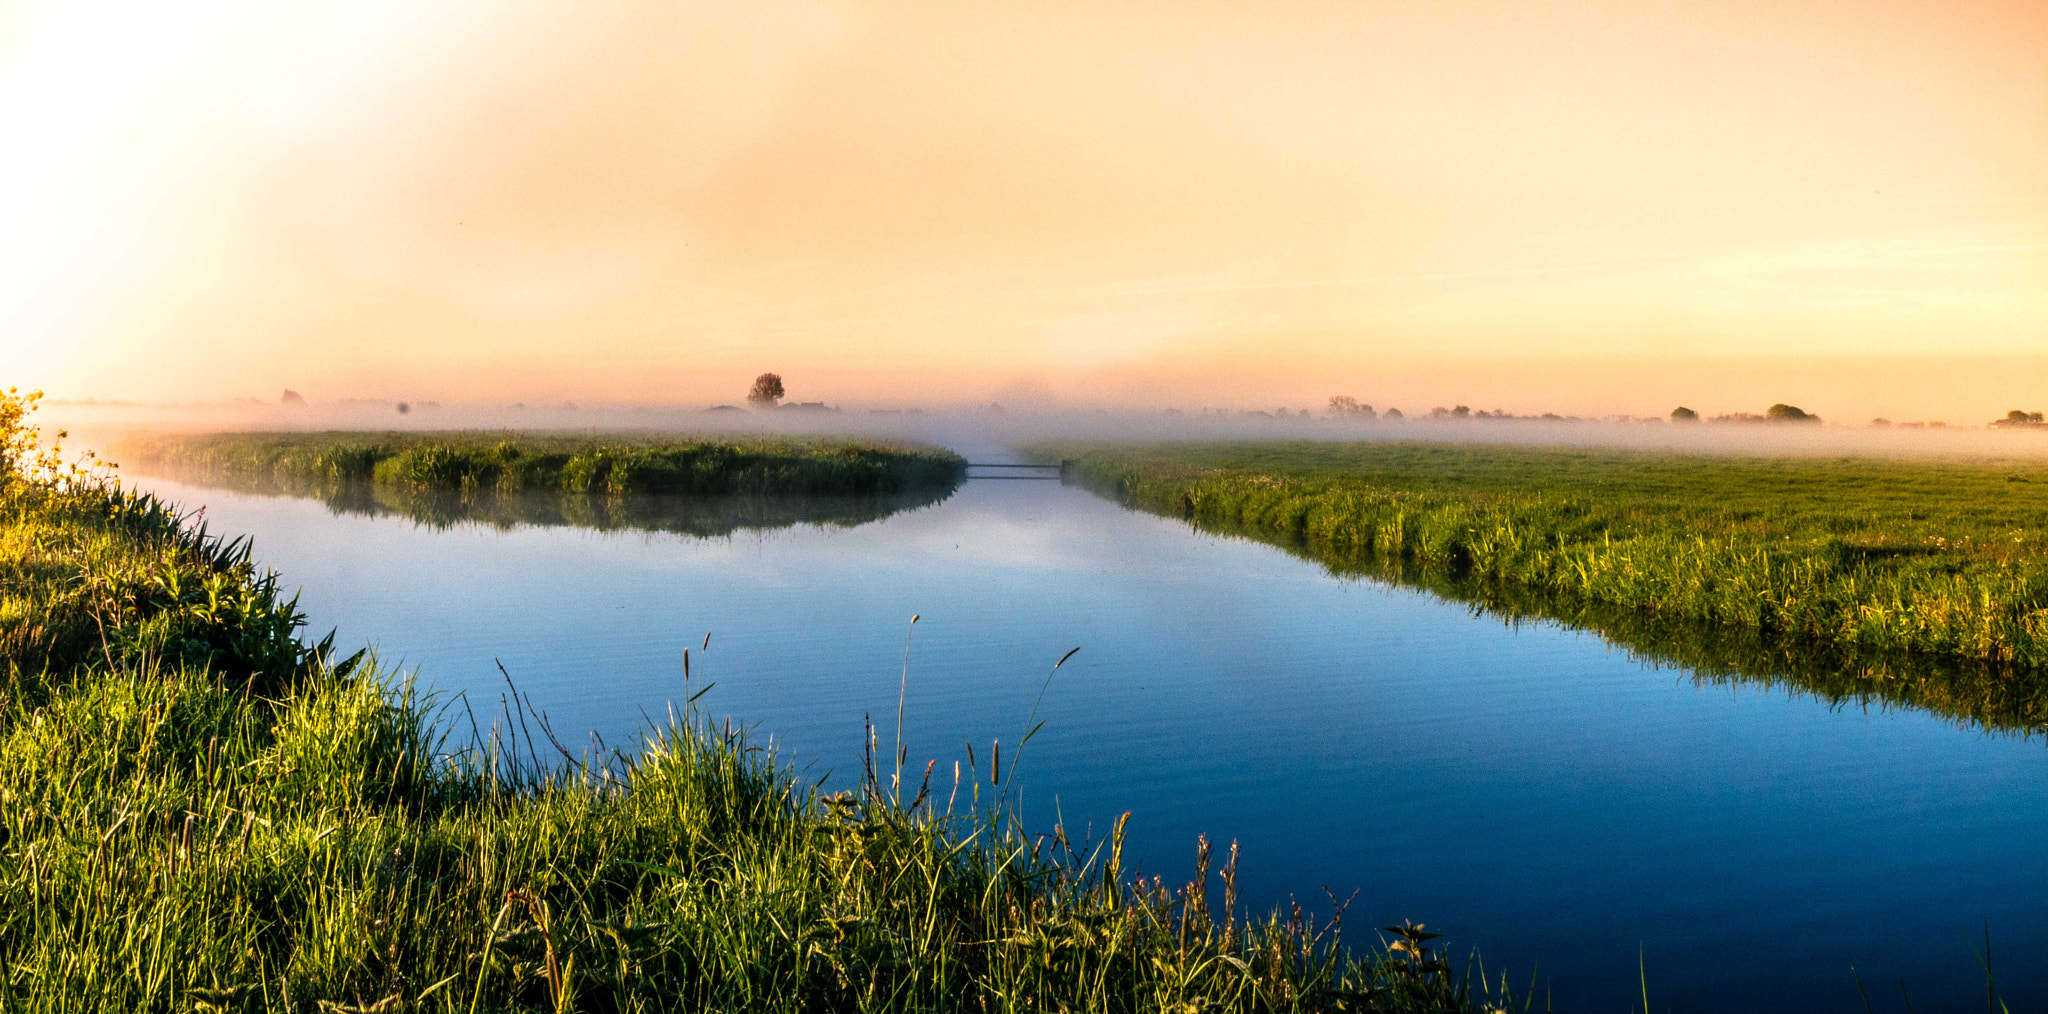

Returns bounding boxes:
[117,431,967,498]
[1042,440,2048,724]
[3,412,1508,1010]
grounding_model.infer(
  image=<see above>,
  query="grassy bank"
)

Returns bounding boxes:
[150,466,957,541]
[118,431,966,498]
[1043,441,2048,682]
[5,414,1500,1009]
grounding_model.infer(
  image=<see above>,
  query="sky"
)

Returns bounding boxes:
[1,0,2044,420]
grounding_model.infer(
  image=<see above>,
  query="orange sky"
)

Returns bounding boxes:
[2,0,2044,419]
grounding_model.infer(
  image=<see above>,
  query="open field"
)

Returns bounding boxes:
[1042,441,2048,697]
[115,431,967,498]
[4,423,1503,1009]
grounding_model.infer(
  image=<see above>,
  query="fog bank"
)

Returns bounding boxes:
[51,398,2048,466]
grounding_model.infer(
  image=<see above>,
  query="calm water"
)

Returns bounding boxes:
[136,470,2045,1012]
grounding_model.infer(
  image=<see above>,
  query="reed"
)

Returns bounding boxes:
[117,431,967,498]
[4,407,1509,1010]
[1041,440,2048,680]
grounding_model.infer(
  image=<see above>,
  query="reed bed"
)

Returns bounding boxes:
[1042,441,2048,678]
[117,432,967,498]
[3,410,1508,1010]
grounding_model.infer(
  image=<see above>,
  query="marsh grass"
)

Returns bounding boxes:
[1042,441,2048,684]
[117,432,967,499]
[130,465,957,542]
[1178,510,2048,735]
[4,407,1513,1012]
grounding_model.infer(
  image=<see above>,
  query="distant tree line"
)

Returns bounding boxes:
[1319,396,1834,426]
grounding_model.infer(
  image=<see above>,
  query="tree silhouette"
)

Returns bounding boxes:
[748,373,785,408]
[1327,395,1376,419]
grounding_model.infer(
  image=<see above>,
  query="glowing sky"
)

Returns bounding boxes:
[2,0,2044,417]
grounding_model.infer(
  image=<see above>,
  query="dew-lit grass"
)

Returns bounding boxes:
[4,404,1512,1011]
[1042,440,2048,677]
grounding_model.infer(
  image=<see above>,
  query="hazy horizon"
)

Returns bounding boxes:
[4,1,2044,421]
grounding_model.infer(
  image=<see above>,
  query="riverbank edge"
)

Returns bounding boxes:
[0,442,1496,1008]
[1040,441,2048,699]
[114,431,969,498]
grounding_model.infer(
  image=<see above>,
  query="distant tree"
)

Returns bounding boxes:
[1869,418,1893,428]
[747,373,785,409]
[1451,405,1471,419]
[396,402,410,415]
[1383,407,1403,420]
[1327,395,1376,419]
[280,389,306,405]
[1765,403,1818,423]
[1991,410,2045,428]
[1670,406,1698,422]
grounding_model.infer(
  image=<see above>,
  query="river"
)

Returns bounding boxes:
[130,467,2046,1012]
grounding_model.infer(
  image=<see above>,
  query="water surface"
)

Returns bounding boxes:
[133,471,2046,1012]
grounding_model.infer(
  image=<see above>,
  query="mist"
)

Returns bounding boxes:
[5,0,2043,415]
[50,395,2048,469]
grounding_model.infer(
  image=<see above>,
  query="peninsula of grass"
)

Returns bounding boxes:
[118,431,967,498]
[4,411,1501,1009]
[1040,440,2048,690]
[144,462,959,541]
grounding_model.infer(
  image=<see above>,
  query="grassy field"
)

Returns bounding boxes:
[117,431,966,498]
[4,411,1506,1009]
[1041,440,2048,717]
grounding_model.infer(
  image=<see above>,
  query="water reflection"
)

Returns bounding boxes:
[141,467,959,539]
[1106,493,2048,738]
[121,468,2047,1012]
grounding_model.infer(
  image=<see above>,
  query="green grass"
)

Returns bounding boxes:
[1039,440,2048,729]
[4,426,1506,1009]
[150,466,957,541]
[117,432,967,498]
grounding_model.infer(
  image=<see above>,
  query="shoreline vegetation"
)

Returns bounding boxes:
[1041,440,2048,733]
[2,408,1510,1009]
[115,431,968,499]
[133,465,960,540]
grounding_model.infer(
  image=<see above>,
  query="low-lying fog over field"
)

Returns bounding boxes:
[50,397,2048,463]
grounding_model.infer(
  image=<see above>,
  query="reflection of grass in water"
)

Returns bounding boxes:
[344,479,955,539]
[132,465,958,538]
[1320,532,2042,735]
[1046,442,2048,737]
[121,431,968,538]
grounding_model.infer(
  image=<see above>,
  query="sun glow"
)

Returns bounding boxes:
[2,0,2044,419]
